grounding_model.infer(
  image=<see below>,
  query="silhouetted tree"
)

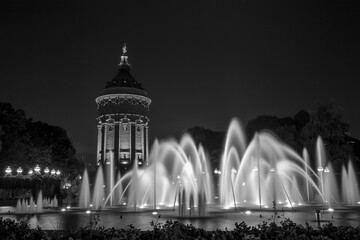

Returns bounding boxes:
[186,126,225,168]
[300,101,354,170]
[246,115,301,151]
[0,102,81,174]
[188,102,359,172]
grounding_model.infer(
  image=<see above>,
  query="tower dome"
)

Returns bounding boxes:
[95,45,151,172]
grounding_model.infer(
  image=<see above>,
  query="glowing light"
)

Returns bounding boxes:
[270,168,275,172]
[89,204,93,207]
[317,166,324,172]
[243,200,247,203]
[66,206,71,209]
[5,166,11,174]
[17,167,23,174]
[214,169,221,175]
[242,182,246,186]
[214,196,219,199]
[152,211,158,215]
[231,168,237,174]
[28,169,33,175]
[86,210,91,214]
[51,169,55,175]
[253,167,258,172]
[56,170,61,175]
[324,167,330,173]
[61,208,66,212]
[358,202,360,205]
[245,210,251,215]
[44,167,50,174]
[34,165,41,173]
[328,208,334,212]
[264,205,269,208]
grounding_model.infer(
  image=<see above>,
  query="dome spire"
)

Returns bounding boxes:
[118,43,131,68]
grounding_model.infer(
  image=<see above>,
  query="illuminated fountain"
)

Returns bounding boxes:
[15,191,59,214]
[79,118,360,215]
[220,119,323,209]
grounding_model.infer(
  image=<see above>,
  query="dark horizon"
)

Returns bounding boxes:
[1,1,359,154]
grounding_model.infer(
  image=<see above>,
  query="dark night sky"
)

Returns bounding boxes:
[1,0,359,154]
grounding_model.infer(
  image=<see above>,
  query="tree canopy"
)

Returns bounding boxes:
[187,102,360,171]
[0,102,82,174]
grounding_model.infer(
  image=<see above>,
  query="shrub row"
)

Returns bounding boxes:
[0,217,359,239]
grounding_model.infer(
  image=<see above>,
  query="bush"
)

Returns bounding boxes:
[0,217,359,240]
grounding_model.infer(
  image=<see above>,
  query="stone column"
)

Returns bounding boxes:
[97,125,102,165]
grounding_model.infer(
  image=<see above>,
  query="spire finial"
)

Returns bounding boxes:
[118,43,131,68]
[122,43,127,55]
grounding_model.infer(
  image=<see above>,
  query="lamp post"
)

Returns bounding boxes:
[252,166,261,208]
[317,166,324,203]
[28,169,33,175]
[324,167,330,204]
[17,167,23,175]
[214,169,221,200]
[34,165,41,174]
[56,170,61,176]
[173,175,181,211]
[5,166,12,176]
[44,167,50,174]
[270,167,276,204]
[231,168,237,210]
[51,169,56,175]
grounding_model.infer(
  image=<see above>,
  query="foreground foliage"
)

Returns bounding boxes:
[0,217,359,240]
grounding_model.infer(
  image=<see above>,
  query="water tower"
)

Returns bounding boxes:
[95,45,151,174]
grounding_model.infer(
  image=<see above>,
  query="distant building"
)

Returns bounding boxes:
[95,45,151,174]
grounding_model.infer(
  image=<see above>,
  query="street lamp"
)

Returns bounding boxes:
[51,169,56,175]
[44,167,50,174]
[5,166,12,175]
[34,165,41,173]
[323,167,330,204]
[317,166,325,203]
[17,167,23,175]
[28,169,33,175]
[230,168,237,210]
[56,170,61,176]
